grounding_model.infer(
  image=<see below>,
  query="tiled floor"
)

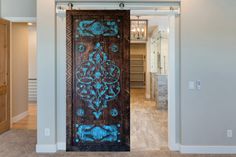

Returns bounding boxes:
[131,89,168,151]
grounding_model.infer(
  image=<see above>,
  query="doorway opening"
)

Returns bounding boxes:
[130,15,169,151]
[0,20,37,144]
[56,1,179,151]
[10,22,37,131]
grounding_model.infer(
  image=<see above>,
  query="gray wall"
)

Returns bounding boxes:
[181,0,236,145]
[35,0,236,152]
[0,0,1,17]
[1,0,36,18]
[37,0,56,148]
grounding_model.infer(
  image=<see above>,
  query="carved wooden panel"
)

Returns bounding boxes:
[66,10,130,151]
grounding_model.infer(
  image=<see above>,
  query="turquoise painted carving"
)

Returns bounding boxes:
[76,108,85,117]
[109,44,119,53]
[76,42,121,119]
[110,108,118,117]
[78,20,119,37]
[77,43,86,53]
[75,138,79,143]
[77,125,119,142]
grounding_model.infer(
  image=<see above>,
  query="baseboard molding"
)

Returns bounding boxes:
[180,145,236,154]
[28,101,37,105]
[12,111,28,123]
[169,143,180,151]
[57,142,66,150]
[36,144,57,153]
[37,143,236,154]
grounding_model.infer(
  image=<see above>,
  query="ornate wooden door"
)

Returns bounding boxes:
[0,19,10,134]
[66,10,130,151]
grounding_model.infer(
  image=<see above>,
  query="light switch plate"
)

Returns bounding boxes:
[196,80,201,90]
[227,129,233,138]
[44,128,50,137]
[188,81,196,90]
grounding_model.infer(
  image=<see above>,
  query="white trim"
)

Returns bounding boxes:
[56,1,180,8]
[2,17,36,23]
[55,3,180,152]
[36,144,57,153]
[56,2,180,16]
[145,37,152,100]
[180,145,236,154]
[12,111,28,123]
[57,142,66,150]
[171,143,180,151]
[168,15,178,151]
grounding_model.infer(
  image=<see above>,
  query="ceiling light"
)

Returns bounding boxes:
[131,16,148,41]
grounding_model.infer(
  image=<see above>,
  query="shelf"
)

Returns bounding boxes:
[130,59,144,61]
[130,65,144,67]
[131,41,147,44]
[130,72,145,74]
[131,86,145,89]
[130,46,146,89]
[131,80,145,82]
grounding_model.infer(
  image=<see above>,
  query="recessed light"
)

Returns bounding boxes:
[28,23,33,26]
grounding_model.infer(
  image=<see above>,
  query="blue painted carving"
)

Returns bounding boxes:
[75,138,79,143]
[76,42,120,119]
[78,20,119,37]
[77,43,86,53]
[109,44,119,53]
[77,125,119,142]
[76,108,85,117]
[110,108,118,117]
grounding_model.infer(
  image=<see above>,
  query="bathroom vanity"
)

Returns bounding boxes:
[151,73,168,110]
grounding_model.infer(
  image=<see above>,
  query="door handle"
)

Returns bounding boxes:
[0,85,7,95]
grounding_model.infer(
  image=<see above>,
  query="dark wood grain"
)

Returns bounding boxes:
[66,10,130,151]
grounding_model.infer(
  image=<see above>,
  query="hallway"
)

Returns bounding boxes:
[12,103,37,130]
[131,89,168,151]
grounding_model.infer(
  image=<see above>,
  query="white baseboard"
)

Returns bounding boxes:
[12,111,28,123]
[57,142,66,150]
[180,145,236,154]
[169,143,180,151]
[36,144,57,153]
